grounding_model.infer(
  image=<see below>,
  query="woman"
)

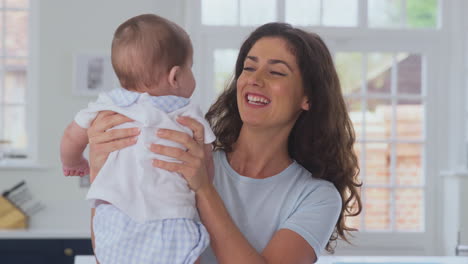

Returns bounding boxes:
[87,22,362,263]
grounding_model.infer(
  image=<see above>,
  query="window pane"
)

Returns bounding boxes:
[3,105,26,149]
[346,97,363,140]
[354,143,363,181]
[365,98,392,140]
[346,214,362,231]
[0,13,3,55]
[323,0,357,27]
[396,188,424,231]
[214,49,238,93]
[366,143,390,185]
[365,188,391,230]
[368,0,403,28]
[407,0,437,28]
[5,0,29,8]
[336,52,362,95]
[5,57,26,67]
[347,142,362,232]
[202,0,238,25]
[397,99,423,140]
[4,58,27,104]
[397,53,422,94]
[285,0,320,26]
[0,106,3,142]
[396,144,423,186]
[346,191,363,231]
[367,53,394,95]
[240,0,276,26]
[5,69,26,104]
[6,10,28,57]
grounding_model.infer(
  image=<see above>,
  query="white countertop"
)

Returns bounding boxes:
[316,256,468,264]
[74,255,468,264]
[75,255,96,264]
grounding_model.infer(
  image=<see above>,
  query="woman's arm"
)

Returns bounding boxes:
[204,143,214,183]
[152,117,317,264]
[197,185,317,264]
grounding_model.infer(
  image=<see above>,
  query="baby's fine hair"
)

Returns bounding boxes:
[111,14,192,91]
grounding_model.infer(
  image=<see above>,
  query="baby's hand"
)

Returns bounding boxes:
[62,158,90,177]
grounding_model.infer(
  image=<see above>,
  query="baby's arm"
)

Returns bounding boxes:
[60,121,90,176]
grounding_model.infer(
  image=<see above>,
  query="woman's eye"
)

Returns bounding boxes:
[243,67,255,71]
[271,71,286,76]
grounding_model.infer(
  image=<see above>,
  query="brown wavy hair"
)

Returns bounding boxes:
[206,22,362,253]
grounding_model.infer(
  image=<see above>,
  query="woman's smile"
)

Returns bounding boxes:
[245,92,271,107]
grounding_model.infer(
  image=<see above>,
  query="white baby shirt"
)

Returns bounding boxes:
[75,88,216,223]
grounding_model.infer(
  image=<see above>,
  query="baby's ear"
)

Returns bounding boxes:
[167,66,181,89]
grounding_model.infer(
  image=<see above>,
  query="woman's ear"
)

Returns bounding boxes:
[167,66,181,89]
[301,97,310,111]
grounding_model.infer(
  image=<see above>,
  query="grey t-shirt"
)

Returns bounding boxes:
[201,151,342,263]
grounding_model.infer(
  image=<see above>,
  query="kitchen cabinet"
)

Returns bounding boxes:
[0,238,93,264]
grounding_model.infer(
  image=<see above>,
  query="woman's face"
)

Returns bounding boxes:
[236,37,309,129]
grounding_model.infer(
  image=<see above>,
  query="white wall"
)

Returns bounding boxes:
[0,0,187,233]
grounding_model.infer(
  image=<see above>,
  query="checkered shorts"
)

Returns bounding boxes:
[93,204,209,264]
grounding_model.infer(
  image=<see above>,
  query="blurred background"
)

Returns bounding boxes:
[0,0,467,263]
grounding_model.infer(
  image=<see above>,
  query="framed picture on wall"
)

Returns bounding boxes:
[73,53,119,96]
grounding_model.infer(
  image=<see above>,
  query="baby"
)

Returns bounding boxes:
[60,14,214,264]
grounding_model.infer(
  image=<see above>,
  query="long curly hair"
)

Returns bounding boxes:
[206,22,362,253]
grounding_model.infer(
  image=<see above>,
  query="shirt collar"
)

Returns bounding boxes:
[107,88,190,113]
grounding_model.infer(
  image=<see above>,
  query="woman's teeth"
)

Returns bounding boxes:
[247,94,270,105]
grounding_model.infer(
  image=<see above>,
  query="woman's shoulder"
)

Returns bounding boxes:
[289,162,341,205]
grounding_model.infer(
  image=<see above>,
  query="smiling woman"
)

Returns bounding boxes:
[192,2,449,255]
[201,22,362,263]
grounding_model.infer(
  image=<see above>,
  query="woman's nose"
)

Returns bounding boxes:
[247,70,264,87]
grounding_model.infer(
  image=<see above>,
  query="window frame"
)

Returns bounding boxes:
[185,0,465,255]
[326,39,439,255]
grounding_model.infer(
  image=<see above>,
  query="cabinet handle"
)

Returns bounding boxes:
[64,247,74,256]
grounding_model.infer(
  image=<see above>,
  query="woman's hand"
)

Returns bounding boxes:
[87,111,140,181]
[151,116,212,192]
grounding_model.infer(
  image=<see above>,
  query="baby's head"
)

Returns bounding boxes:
[111,14,195,98]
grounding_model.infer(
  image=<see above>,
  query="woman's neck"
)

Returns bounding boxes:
[228,125,293,179]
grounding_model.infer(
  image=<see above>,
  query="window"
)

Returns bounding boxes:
[186,0,458,255]
[337,52,425,232]
[0,0,34,162]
